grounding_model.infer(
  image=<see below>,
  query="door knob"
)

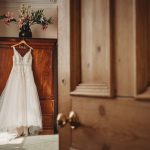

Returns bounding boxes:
[68,111,80,129]
[57,111,80,129]
[57,113,67,128]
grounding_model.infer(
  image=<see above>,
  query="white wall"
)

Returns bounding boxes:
[0,2,58,38]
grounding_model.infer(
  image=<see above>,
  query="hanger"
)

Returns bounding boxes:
[11,40,33,50]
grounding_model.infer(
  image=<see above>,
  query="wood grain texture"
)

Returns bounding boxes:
[58,0,71,149]
[148,0,150,84]
[81,0,112,96]
[70,0,81,91]
[134,0,150,100]
[71,83,110,97]
[0,47,13,93]
[135,0,149,95]
[71,97,150,150]
[114,0,135,96]
[70,0,114,97]
[0,38,57,134]
[58,0,150,150]
[81,0,111,84]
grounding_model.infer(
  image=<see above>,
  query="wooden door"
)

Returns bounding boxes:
[58,0,150,150]
[0,38,57,134]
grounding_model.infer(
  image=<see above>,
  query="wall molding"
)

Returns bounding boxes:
[0,3,57,8]
[0,0,58,4]
[70,83,110,97]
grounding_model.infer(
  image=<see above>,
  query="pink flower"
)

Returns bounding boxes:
[5,11,14,20]
[3,11,15,25]
[4,18,10,25]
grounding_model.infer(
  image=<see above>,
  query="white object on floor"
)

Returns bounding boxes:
[8,137,24,144]
[0,132,18,145]
[0,135,58,150]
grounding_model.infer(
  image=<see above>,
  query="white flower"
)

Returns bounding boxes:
[40,16,44,23]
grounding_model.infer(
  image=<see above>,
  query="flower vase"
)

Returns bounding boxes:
[19,23,32,38]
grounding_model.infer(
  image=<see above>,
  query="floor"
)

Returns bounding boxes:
[0,134,58,150]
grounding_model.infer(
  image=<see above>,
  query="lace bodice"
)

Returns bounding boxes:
[12,47,32,66]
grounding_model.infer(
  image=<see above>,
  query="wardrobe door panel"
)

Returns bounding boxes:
[32,48,54,100]
[0,47,13,95]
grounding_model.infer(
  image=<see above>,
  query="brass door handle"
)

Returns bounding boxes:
[57,113,67,129]
[57,111,80,129]
[68,111,80,129]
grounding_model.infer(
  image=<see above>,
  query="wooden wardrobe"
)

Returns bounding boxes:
[0,37,57,134]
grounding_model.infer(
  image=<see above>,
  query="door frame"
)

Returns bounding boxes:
[58,0,80,149]
[58,0,72,149]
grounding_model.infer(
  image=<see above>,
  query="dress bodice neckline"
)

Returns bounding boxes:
[13,47,32,59]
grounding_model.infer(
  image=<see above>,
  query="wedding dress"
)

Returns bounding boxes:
[0,47,42,142]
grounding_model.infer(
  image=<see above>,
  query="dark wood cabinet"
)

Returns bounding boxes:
[0,37,57,134]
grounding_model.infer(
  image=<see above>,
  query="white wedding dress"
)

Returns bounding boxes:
[0,47,42,142]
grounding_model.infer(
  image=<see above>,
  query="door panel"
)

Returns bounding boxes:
[32,45,54,100]
[70,0,113,97]
[81,0,111,84]
[72,98,150,150]
[58,0,150,150]
[114,0,135,96]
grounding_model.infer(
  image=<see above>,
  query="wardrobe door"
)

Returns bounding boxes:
[0,42,13,95]
[30,39,57,134]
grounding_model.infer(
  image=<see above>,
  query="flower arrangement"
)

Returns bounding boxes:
[0,4,53,37]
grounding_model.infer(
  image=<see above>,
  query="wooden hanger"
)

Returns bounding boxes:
[11,40,33,50]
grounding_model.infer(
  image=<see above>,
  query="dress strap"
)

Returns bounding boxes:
[12,46,17,56]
